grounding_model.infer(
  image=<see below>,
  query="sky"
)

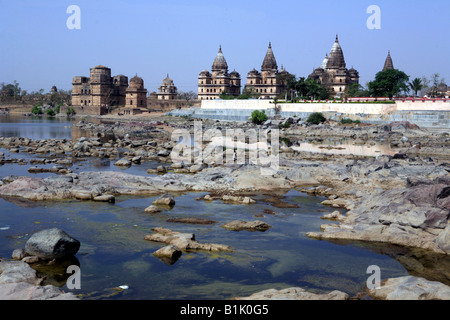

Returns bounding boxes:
[0,0,449,94]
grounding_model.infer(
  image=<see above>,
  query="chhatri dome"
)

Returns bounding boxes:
[212,45,228,72]
[129,74,144,88]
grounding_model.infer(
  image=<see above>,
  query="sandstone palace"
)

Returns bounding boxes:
[308,35,359,98]
[70,36,363,115]
[71,65,148,115]
[198,36,360,100]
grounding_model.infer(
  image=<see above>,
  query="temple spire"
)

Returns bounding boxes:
[262,42,278,71]
[383,50,394,71]
[327,35,346,69]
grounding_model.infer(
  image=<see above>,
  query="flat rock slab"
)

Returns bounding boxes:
[233,287,350,300]
[144,227,232,252]
[367,276,450,300]
[144,205,162,214]
[221,220,272,232]
[166,218,217,225]
[0,282,78,300]
[93,194,115,203]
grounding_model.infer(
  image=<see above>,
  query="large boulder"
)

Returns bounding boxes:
[24,228,80,260]
[114,158,132,167]
[152,194,176,207]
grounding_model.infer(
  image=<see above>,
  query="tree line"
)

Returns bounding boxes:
[220,70,447,101]
[0,81,72,106]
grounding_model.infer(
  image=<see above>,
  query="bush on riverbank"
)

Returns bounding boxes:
[66,107,76,116]
[31,105,43,115]
[306,112,326,125]
[340,118,361,125]
[251,110,268,125]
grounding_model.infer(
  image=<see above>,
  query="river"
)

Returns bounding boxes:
[0,115,442,300]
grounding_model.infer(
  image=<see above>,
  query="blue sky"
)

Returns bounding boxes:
[0,0,449,93]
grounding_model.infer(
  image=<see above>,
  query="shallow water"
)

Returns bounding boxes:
[0,114,78,140]
[0,190,410,299]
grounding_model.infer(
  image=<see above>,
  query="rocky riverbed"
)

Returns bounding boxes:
[0,115,449,300]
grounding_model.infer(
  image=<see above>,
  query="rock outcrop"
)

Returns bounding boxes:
[367,276,450,300]
[233,287,350,300]
[0,260,78,300]
[307,176,450,255]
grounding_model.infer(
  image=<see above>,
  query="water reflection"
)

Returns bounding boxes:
[327,239,450,286]
[0,114,96,141]
[32,256,81,287]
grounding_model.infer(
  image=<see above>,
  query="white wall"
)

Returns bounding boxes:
[201,99,450,115]
[395,101,450,111]
[201,99,273,110]
[278,103,397,115]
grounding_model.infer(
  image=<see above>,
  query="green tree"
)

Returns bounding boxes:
[45,108,56,116]
[295,77,308,98]
[251,110,268,125]
[409,78,424,97]
[428,73,446,98]
[368,69,410,99]
[306,112,326,124]
[304,78,329,100]
[66,107,76,116]
[218,91,235,100]
[31,105,43,115]
[238,86,261,99]
[0,81,21,103]
[344,83,369,98]
[276,72,296,101]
